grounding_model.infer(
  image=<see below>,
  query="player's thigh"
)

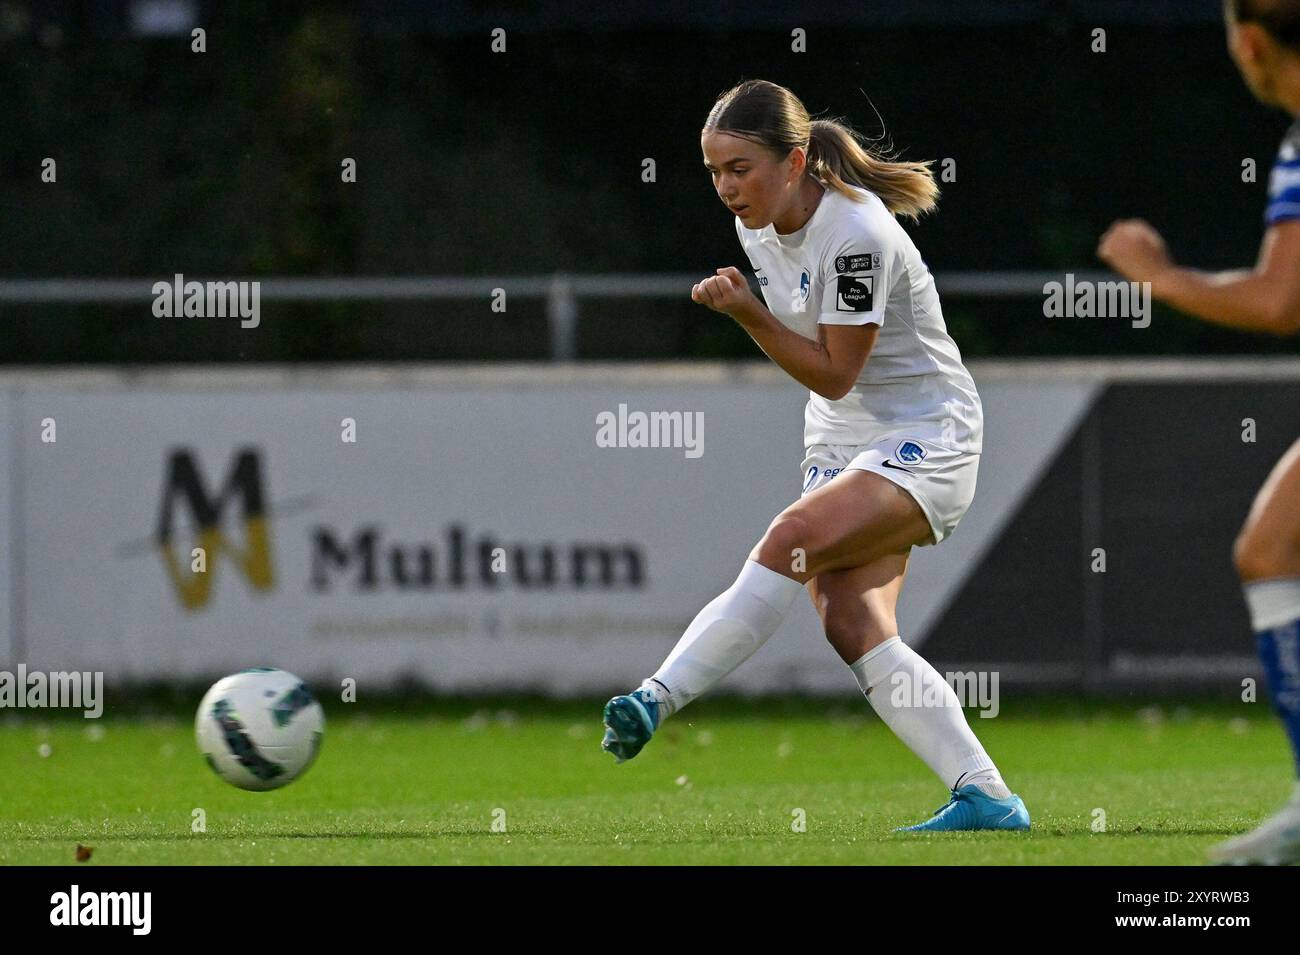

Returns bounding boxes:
[1235,438,1300,580]
[808,551,910,664]
[751,468,930,577]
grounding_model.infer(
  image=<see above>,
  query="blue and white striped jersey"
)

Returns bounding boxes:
[1265,118,1300,226]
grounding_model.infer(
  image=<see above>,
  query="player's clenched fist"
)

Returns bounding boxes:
[1097,218,1172,283]
[691,266,761,318]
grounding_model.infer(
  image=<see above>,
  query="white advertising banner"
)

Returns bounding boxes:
[4,366,1096,694]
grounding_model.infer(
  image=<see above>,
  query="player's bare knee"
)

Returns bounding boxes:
[1234,525,1300,582]
[1232,529,1266,581]
[756,512,817,570]
[822,604,895,660]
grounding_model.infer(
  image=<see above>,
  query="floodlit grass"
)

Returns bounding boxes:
[0,697,1289,865]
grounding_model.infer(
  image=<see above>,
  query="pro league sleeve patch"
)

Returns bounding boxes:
[835,275,873,312]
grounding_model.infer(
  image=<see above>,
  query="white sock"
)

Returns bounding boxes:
[849,636,1012,799]
[644,560,805,719]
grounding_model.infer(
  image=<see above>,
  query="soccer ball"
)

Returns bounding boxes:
[195,668,324,791]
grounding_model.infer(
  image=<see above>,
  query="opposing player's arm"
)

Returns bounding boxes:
[1155,221,1300,335]
[1099,219,1300,336]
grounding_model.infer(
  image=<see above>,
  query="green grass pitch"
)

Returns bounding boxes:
[0,697,1291,865]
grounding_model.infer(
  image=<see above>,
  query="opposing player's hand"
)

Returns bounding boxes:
[691,267,761,319]
[1097,218,1173,283]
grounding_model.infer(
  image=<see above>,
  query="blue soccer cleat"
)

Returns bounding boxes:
[601,688,663,763]
[895,784,1031,832]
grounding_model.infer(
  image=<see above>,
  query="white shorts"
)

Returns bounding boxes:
[799,428,979,545]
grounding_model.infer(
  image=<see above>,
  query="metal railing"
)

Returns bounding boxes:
[0,271,1115,361]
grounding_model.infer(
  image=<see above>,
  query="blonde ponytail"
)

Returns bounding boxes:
[808,119,938,221]
[703,80,938,221]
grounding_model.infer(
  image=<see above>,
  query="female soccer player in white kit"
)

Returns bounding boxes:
[1100,0,1300,864]
[601,79,1029,832]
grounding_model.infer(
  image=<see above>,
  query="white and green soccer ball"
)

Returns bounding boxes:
[195,668,324,791]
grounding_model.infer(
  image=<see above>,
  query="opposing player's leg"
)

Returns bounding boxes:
[1211,439,1300,864]
[810,553,1029,832]
[602,467,928,763]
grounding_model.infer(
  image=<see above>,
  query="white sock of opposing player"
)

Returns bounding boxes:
[849,636,1012,799]
[639,559,805,719]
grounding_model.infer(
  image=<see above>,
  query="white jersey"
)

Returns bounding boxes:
[736,183,982,452]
